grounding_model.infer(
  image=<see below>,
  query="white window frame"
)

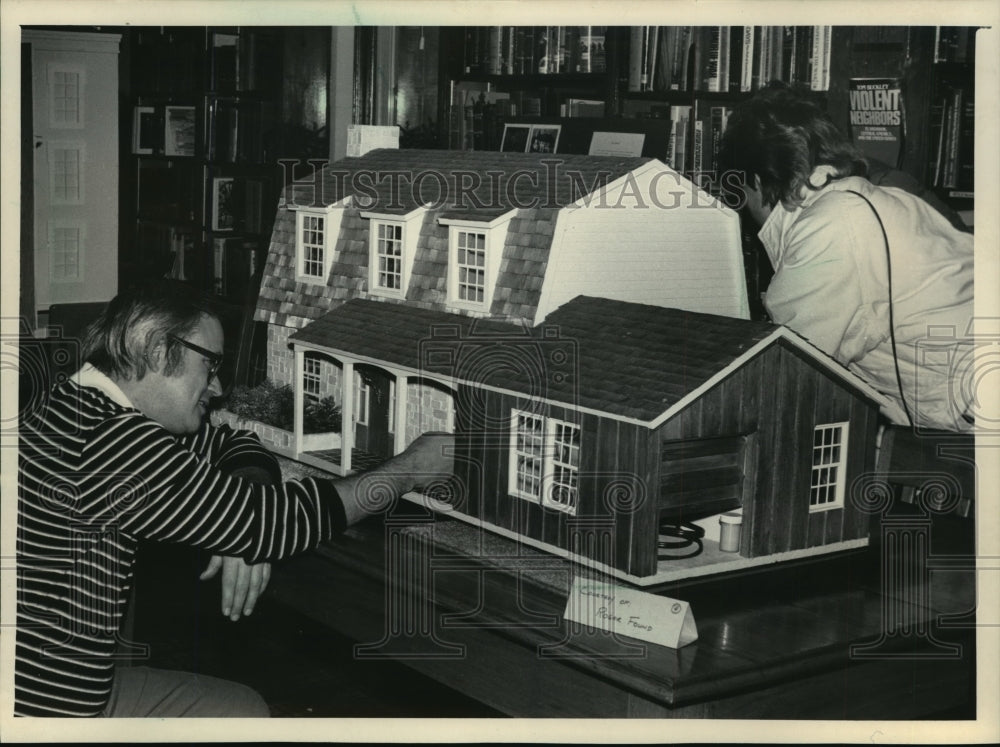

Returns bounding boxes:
[508,408,581,515]
[302,355,322,400]
[362,207,426,299]
[440,212,514,313]
[48,141,86,205]
[452,228,488,305]
[47,63,85,129]
[47,221,85,283]
[547,419,582,514]
[809,421,849,512]
[372,221,404,293]
[293,197,351,284]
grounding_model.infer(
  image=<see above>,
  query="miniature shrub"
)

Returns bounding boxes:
[303,395,343,433]
[225,380,293,429]
[224,380,341,434]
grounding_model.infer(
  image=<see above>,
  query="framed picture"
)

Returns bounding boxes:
[164,105,197,157]
[212,177,236,231]
[527,125,561,154]
[500,123,531,153]
[588,131,645,157]
[132,106,157,154]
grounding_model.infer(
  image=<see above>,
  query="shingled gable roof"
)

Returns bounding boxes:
[256,150,655,329]
[288,296,886,424]
[285,148,653,217]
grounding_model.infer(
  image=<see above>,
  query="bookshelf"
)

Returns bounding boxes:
[122,27,284,385]
[440,26,623,151]
[928,28,976,214]
[441,25,975,195]
[438,25,977,316]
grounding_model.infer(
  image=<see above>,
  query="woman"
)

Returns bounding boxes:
[719,82,975,432]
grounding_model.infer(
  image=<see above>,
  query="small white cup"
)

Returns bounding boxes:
[719,511,743,553]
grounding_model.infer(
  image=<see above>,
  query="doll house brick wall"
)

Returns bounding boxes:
[253,148,887,582]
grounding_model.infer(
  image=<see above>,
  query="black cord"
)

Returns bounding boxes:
[657,521,705,560]
[846,189,915,429]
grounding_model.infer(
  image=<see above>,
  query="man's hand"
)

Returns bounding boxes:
[335,431,456,527]
[199,555,271,621]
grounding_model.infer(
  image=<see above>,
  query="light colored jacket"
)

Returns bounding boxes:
[757,170,974,432]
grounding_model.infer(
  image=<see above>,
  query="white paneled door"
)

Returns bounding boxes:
[25,30,120,325]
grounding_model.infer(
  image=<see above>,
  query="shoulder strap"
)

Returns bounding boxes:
[844,189,914,428]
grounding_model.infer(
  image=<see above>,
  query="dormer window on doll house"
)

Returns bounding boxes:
[439,212,514,313]
[362,207,426,299]
[294,197,351,284]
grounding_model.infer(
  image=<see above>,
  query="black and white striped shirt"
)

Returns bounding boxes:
[16,371,345,716]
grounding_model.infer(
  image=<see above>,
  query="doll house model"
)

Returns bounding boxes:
[253,149,890,584]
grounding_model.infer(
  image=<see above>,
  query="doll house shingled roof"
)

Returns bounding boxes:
[289,295,887,584]
[252,149,888,583]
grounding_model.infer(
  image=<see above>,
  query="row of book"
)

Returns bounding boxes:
[653,101,734,187]
[135,223,264,302]
[208,29,282,95]
[934,26,977,65]
[447,88,512,151]
[447,82,610,150]
[131,27,281,97]
[627,26,832,94]
[462,26,608,76]
[206,98,278,164]
[137,220,263,302]
[213,236,263,300]
[929,85,974,195]
[133,97,277,165]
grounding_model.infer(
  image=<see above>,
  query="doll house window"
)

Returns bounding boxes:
[508,409,581,515]
[440,214,513,312]
[362,207,425,299]
[810,422,849,511]
[374,222,403,290]
[302,354,322,400]
[455,230,487,303]
[295,211,328,282]
[294,198,350,284]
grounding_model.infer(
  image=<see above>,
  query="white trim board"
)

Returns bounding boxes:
[401,491,869,587]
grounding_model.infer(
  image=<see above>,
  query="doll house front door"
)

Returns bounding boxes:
[353,365,393,467]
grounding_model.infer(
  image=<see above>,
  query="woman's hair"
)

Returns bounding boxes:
[718,81,867,209]
[81,282,218,380]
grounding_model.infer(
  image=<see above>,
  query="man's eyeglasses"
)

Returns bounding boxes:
[169,334,223,381]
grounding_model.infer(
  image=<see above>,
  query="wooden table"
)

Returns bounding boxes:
[267,502,976,719]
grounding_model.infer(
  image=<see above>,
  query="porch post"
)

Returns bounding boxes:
[341,359,354,474]
[393,374,408,455]
[293,346,304,458]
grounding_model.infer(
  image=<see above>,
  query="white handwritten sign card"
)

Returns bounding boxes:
[563,578,698,649]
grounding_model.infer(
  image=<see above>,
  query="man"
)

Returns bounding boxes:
[16,283,453,717]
